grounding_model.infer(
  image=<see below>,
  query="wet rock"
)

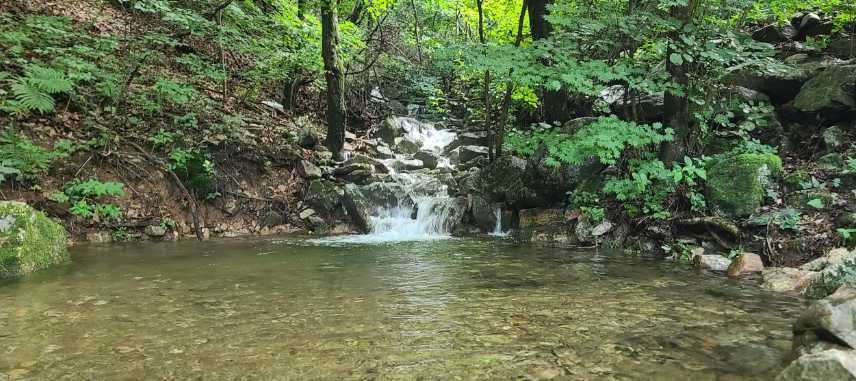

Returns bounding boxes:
[297,160,322,179]
[762,267,817,292]
[393,136,421,154]
[261,211,285,228]
[374,144,395,159]
[414,151,440,169]
[471,195,498,232]
[519,208,565,229]
[378,116,410,145]
[446,131,490,152]
[360,182,414,210]
[144,225,167,237]
[304,179,344,218]
[806,255,856,299]
[792,65,856,117]
[727,252,765,277]
[332,162,374,177]
[706,153,782,218]
[0,202,69,278]
[458,145,489,164]
[342,184,373,233]
[694,255,732,271]
[389,159,424,171]
[776,349,856,380]
[752,25,788,43]
[298,209,316,220]
[795,287,856,351]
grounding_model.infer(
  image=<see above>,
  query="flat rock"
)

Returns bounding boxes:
[762,267,817,292]
[297,160,322,179]
[727,252,765,277]
[694,255,731,271]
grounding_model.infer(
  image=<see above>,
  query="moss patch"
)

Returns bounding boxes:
[0,201,69,278]
[706,154,782,218]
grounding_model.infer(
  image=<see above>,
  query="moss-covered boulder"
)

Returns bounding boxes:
[0,201,69,278]
[706,153,782,218]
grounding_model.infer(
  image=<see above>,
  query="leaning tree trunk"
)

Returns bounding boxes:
[660,0,698,165]
[322,0,346,161]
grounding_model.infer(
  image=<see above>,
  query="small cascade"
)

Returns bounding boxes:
[488,207,508,237]
[319,117,462,244]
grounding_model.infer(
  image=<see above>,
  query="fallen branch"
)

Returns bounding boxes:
[129,142,204,241]
[674,216,741,242]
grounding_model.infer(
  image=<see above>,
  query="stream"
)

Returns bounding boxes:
[0,237,803,380]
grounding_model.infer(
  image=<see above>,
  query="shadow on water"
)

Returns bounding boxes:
[0,236,804,380]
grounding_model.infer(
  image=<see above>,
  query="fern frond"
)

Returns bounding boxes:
[24,65,73,94]
[11,79,55,113]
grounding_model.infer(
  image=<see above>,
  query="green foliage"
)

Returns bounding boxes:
[53,179,125,222]
[807,198,825,209]
[0,130,55,183]
[3,65,73,114]
[111,227,135,242]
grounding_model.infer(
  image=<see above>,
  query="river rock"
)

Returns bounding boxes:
[389,159,424,171]
[446,131,490,152]
[342,184,373,233]
[706,153,782,218]
[144,225,167,237]
[297,160,322,179]
[360,182,414,210]
[457,145,489,164]
[305,179,344,218]
[378,116,410,145]
[519,208,565,229]
[792,65,856,117]
[471,195,498,232]
[413,151,440,169]
[393,137,421,155]
[694,255,732,271]
[795,287,856,350]
[299,209,316,219]
[374,144,395,159]
[727,252,765,277]
[776,349,856,380]
[0,201,69,278]
[762,267,817,292]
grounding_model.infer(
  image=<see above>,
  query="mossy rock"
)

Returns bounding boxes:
[706,153,782,218]
[783,169,811,192]
[805,257,856,299]
[0,201,69,278]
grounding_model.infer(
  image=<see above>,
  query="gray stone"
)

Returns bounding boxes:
[591,220,614,237]
[822,126,849,150]
[393,137,421,155]
[304,180,344,218]
[599,85,664,121]
[762,267,817,292]
[342,184,373,233]
[458,145,489,164]
[299,209,316,219]
[795,287,856,350]
[776,350,856,381]
[471,195,498,232]
[694,255,732,271]
[375,144,395,159]
[389,159,424,171]
[414,151,440,169]
[297,160,322,179]
[261,211,285,228]
[144,225,167,237]
[792,65,856,115]
[752,25,788,43]
[446,131,490,152]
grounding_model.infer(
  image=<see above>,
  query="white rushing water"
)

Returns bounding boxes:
[314,118,461,244]
[488,207,508,237]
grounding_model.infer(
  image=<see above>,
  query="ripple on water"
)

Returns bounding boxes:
[0,237,802,380]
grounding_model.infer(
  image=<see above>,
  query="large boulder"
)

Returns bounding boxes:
[706,153,782,218]
[378,116,414,145]
[471,195,498,232]
[0,201,69,278]
[446,131,490,152]
[752,24,788,43]
[762,267,818,292]
[297,160,323,179]
[599,85,664,121]
[304,180,344,218]
[458,145,489,164]
[791,65,856,118]
[393,136,421,155]
[414,151,440,169]
[342,184,373,233]
[360,182,414,210]
[806,255,856,299]
[794,288,856,350]
[776,349,856,380]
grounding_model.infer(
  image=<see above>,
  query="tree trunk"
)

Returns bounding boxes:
[660,0,698,165]
[322,0,346,160]
[297,0,305,20]
[409,0,423,63]
[494,0,528,159]
[476,0,493,161]
[527,0,568,123]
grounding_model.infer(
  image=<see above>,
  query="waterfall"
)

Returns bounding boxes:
[488,207,507,237]
[315,118,461,244]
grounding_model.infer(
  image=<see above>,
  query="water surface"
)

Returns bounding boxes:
[0,237,802,380]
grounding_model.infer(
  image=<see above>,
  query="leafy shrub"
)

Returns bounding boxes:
[0,129,55,183]
[51,178,125,222]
